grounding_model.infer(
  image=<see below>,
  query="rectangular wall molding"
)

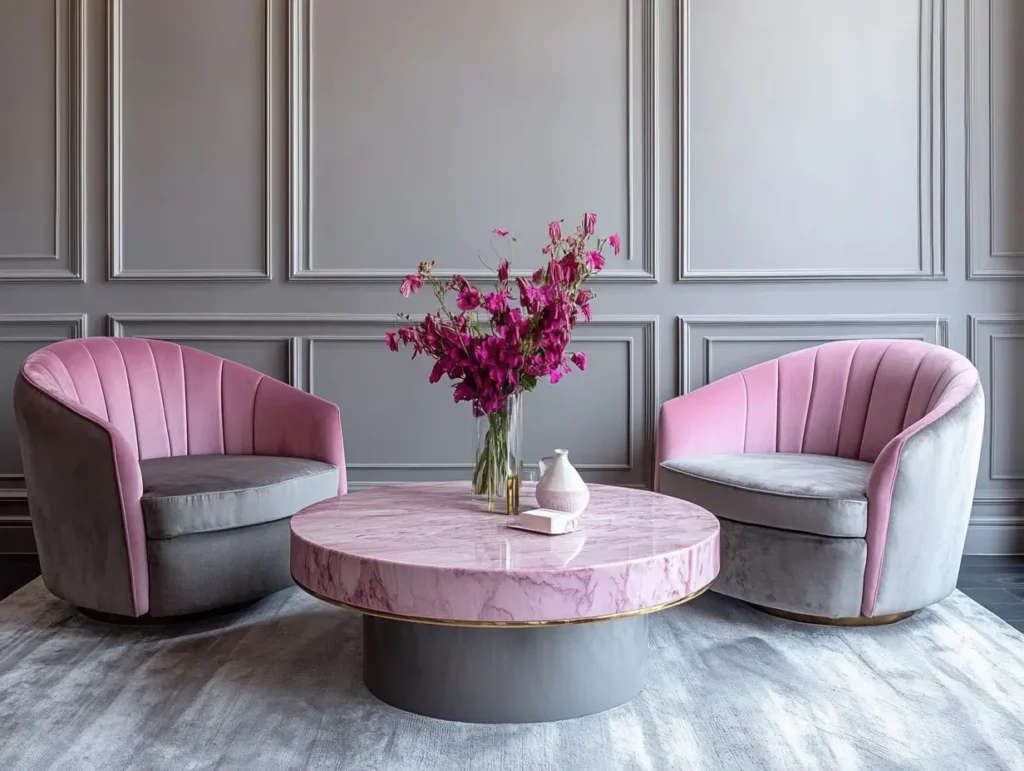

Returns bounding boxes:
[678,314,951,394]
[967,315,1024,503]
[107,0,274,281]
[287,0,658,283]
[678,0,946,281]
[966,0,1024,277]
[0,313,87,514]
[0,0,85,282]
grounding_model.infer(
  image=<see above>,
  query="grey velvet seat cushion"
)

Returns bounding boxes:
[139,454,339,539]
[659,453,871,538]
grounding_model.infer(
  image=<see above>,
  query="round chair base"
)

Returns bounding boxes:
[362,613,649,723]
[747,603,915,627]
[77,599,259,625]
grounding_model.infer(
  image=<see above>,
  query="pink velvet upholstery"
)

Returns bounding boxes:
[656,339,980,616]
[18,337,346,616]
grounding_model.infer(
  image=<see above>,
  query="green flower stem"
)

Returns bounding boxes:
[472,408,510,512]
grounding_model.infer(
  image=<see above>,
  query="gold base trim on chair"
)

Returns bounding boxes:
[746,603,915,627]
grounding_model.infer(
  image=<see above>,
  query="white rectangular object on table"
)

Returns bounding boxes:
[507,508,581,535]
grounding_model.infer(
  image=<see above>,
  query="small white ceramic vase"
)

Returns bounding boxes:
[535,449,590,515]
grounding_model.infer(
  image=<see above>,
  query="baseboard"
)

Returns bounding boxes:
[0,520,36,555]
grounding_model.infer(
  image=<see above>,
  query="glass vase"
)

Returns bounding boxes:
[471,393,524,515]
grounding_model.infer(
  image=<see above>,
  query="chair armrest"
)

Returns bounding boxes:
[864,380,984,616]
[655,372,751,490]
[253,377,346,494]
[13,375,149,616]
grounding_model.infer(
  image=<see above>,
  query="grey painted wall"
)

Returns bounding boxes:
[0,0,1022,554]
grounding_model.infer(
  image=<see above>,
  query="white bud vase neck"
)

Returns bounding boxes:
[535,449,590,515]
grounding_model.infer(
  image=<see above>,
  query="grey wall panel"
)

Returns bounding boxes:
[680,0,944,280]
[0,315,86,498]
[109,0,273,280]
[678,314,950,394]
[0,1,1021,552]
[967,0,1024,277]
[288,0,657,282]
[307,316,657,489]
[968,315,1024,500]
[0,0,84,281]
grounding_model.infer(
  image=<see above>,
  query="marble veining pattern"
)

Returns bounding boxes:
[290,483,720,623]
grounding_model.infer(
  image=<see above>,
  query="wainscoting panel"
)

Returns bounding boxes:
[680,0,944,280]
[108,0,274,280]
[289,0,657,282]
[966,0,1024,278]
[306,316,657,489]
[2,2,1023,555]
[0,0,84,281]
[0,314,87,498]
[678,315,950,394]
[968,315,1024,502]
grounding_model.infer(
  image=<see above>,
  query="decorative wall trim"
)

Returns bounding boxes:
[967,315,1024,498]
[0,313,88,499]
[0,0,85,282]
[107,0,274,281]
[302,314,659,486]
[678,314,951,394]
[287,0,658,283]
[966,0,1024,277]
[678,0,946,281]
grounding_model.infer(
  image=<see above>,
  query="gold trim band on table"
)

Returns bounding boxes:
[294,576,713,628]
[747,603,915,627]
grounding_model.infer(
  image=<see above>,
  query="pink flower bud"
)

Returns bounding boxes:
[583,212,597,235]
[548,220,562,242]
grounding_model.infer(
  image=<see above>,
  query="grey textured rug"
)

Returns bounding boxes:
[1,580,1023,771]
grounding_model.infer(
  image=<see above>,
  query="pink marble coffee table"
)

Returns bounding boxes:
[290,482,719,723]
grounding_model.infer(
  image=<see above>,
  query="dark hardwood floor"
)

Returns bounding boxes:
[2,555,1023,631]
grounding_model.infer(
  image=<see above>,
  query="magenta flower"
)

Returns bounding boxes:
[608,233,621,255]
[387,214,603,420]
[585,250,605,271]
[482,289,510,314]
[457,286,482,310]
[400,274,423,298]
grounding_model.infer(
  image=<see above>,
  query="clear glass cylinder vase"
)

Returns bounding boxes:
[471,393,524,515]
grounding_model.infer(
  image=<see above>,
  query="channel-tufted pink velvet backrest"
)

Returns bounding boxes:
[21,337,334,468]
[20,337,345,475]
[657,339,978,470]
[656,339,982,617]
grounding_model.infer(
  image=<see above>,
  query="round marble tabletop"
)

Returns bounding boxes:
[290,482,720,626]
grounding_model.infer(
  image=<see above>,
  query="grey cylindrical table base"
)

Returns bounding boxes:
[362,613,649,723]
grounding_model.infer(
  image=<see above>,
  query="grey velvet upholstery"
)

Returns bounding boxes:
[12,377,140,616]
[14,343,344,619]
[146,518,294,617]
[140,455,339,539]
[660,454,870,538]
[715,519,866,618]
[874,384,986,616]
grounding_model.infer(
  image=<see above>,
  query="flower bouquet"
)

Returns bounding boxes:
[386,213,619,514]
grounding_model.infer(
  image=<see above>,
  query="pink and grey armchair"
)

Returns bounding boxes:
[14,338,345,620]
[656,339,983,625]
